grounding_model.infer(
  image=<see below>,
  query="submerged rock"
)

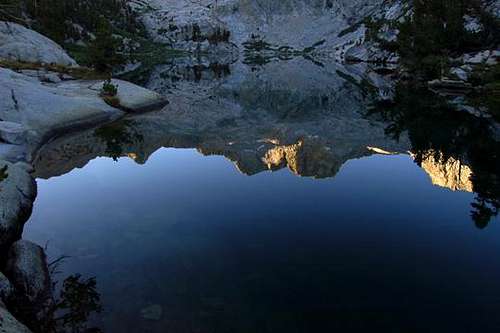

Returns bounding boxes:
[0,21,77,67]
[140,304,163,321]
[0,161,36,252]
[4,240,53,330]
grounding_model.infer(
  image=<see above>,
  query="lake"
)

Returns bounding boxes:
[24,58,500,332]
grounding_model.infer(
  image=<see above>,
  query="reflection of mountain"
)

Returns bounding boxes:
[33,59,409,180]
[416,152,473,192]
[371,83,500,227]
[33,58,495,207]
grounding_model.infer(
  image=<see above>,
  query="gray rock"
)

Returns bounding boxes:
[0,144,28,163]
[0,68,124,143]
[39,72,62,83]
[450,67,468,81]
[136,0,405,63]
[0,121,27,145]
[0,272,14,303]
[0,21,77,66]
[0,68,167,145]
[5,240,53,329]
[0,300,32,333]
[0,161,36,251]
[90,79,168,112]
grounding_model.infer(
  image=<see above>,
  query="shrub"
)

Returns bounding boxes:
[100,78,119,107]
[101,79,118,97]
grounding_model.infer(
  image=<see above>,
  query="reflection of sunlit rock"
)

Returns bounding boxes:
[33,59,411,180]
[416,152,473,192]
[263,138,341,178]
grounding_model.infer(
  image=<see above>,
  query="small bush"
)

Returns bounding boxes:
[101,79,118,97]
[100,79,119,107]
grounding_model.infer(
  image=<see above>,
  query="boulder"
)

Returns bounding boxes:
[0,144,28,163]
[0,68,167,143]
[0,68,124,142]
[0,272,14,303]
[4,240,53,330]
[0,121,28,145]
[0,300,32,333]
[0,161,36,252]
[0,21,77,66]
[90,79,168,112]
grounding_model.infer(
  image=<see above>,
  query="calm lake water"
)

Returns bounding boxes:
[24,59,500,332]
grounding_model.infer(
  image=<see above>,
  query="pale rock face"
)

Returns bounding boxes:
[0,161,36,251]
[0,21,77,66]
[417,152,473,192]
[0,68,166,147]
[0,68,123,145]
[0,121,28,145]
[134,0,405,62]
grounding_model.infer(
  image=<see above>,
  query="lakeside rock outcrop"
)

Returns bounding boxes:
[0,161,36,253]
[5,240,53,332]
[0,20,169,330]
[0,21,77,67]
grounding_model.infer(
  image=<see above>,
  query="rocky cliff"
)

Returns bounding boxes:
[133,0,405,62]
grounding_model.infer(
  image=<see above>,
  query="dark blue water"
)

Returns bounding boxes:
[25,147,500,332]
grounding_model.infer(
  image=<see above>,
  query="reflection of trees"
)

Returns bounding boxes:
[94,120,144,161]
[54,275,103,333]
[371,83,500,228]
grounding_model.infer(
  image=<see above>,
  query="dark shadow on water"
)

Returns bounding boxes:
[370,83,500,228]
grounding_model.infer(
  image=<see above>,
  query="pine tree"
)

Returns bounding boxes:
[89,16,123,72]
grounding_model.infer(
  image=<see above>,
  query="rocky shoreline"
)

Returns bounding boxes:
[0,21,168,332]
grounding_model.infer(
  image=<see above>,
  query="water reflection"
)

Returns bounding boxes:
[24,57,500,332]
[33,58,499,228]
[371,83,500,228]
[55,274,103,333]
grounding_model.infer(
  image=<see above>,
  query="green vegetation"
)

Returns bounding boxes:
[100,78,120,107]
[468,63,500,120]
[0,0,147,72]
[387,0,500,80]
[89,17,123,73]
[0,0,140,43]
[101,79,118,97]
[0,58,109,79]
[94,120,143,161]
